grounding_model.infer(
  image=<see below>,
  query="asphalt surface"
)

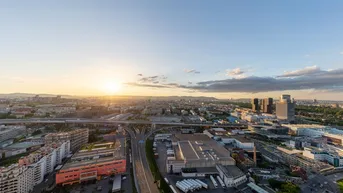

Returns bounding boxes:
[127,127,159,193]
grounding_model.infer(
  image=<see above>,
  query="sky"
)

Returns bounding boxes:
[1,1,343,100]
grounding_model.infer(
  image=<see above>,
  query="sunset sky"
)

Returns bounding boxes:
[1,1,343,100]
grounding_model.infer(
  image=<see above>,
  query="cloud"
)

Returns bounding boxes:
[139,75,159,83]
[340,51,343,55]
[125,82,179,89]
[188,81,193,85]
[184,68,343,93]
[278,65,322,77]
[137,74,143,76]
[227,68,245,76]
[184,69,200,74]
[128,67,343,93]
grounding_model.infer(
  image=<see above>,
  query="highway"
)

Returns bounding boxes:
[0,118,246,128]
[0,117,245,193]
[126,127,159,193]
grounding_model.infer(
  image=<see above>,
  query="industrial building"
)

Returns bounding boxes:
[56,141,126,186]
[166,134,235,173]
[0,125,26,143]
[216,164,247,187]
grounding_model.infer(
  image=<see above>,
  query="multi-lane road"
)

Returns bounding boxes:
[127,127,159,193]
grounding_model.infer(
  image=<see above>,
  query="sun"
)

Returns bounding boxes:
[103,82,122,94]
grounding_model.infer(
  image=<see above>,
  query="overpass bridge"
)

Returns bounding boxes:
[0,118,246,128]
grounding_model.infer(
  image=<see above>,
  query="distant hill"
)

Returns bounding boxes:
[0,93,75,98]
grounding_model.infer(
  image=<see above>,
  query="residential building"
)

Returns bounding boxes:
[18,141,70,185]
[0,164,34,193]
[45,128,88,151]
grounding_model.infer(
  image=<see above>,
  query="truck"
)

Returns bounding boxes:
[176,181,189,193]
[189,179,202,190]
[216,175,226,188]
[169,185,178,193]
[186,179,201,190]
[195,179,208,189]
[210,175,218,188]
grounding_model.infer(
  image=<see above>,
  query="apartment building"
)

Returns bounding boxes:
[0,164,34,193]
[45,128,88,151]
[18,141,70,185]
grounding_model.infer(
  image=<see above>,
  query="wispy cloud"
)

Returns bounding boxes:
[340,51,343,55]
[278,65,322,77]
[137,74,143,76]
[184,69,200,74]
[227,68,245,76]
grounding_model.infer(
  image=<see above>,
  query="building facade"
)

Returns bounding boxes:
[0,164,34,193]
[260,98,273,114]
[251,98,260,112]
[276,95,295,122]
[45,129,88,151]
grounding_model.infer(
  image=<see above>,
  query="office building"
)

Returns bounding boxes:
[45,128,88,151]
[56,141,126,186]
[303,146,343,167]
[260,98,273,114]
[276,94,295,122]
[251,98,259,112]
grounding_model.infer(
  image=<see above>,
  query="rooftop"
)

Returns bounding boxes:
[217,164,245,178]
[175,134,234,162]
[61,139,125,170]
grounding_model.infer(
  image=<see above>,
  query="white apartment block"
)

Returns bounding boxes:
[0,125,26,142]
[0,164,34,193]
[18,141,70,185]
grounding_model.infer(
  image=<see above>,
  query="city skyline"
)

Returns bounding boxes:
[1,1,343,100]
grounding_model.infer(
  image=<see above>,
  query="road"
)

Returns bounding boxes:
[0,118,246,128]
[126,127,159,193]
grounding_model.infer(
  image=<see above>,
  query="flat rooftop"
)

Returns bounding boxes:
[175,134,234,162]
[217,165,245,178]
[61,139,125,170]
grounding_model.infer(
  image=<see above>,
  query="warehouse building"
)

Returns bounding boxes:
[216,164,247,187]
[166,134,235,173]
